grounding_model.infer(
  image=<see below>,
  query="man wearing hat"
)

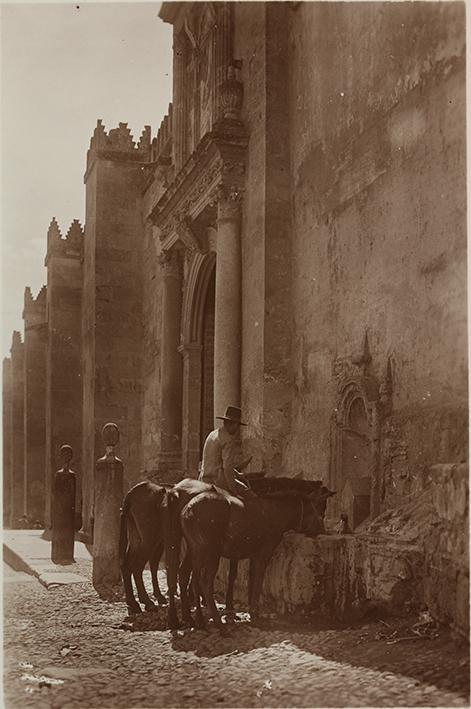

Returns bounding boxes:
[198,405,253,496]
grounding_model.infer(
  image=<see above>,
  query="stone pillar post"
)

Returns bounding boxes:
[92,423,123,599]
[158,250,183,480]
[214,191,242,422]
[51,445,76,565]
[179,343,203,475]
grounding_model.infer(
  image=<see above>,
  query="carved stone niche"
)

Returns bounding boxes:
[332,375,382,529]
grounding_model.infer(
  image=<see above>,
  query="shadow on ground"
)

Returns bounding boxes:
[117,602,469,699]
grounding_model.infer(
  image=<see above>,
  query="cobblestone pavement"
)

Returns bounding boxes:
[4,562,469,709]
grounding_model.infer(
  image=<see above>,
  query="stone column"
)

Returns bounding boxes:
[214,191,242,422]
[92,423,123,599]
[158,250,183,479]
[179,343,202,476]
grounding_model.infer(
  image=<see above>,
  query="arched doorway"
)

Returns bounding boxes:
[180,249,216,474]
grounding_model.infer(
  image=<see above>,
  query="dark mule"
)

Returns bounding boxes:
[163,478,219,629]
[176,485,334,630]
[120,477,241,619]
[119,481,171,615]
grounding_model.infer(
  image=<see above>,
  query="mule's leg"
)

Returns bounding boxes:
[225,559,238,615]
[191,565,206,630]
[248,548,275,624]
[120,534,143,616]
[199,554,225,632]
[179,550,193,626]
[133,549,158,612]
[164,491,182,630]
[150,542,167,605]
[121,552,142,615]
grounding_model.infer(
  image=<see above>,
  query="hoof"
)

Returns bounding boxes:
[145,602,158,613]
[168,612,180,630]
[127,605,142,616]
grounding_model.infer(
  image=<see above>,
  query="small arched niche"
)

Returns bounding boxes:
[333,377,380,530]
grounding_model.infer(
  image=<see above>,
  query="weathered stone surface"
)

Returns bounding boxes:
[217,465,468,638]
[282,2,466,509]
[23,286,47,523]
[82,124,147,535]
[10,332,25,526]
[3,357,13,526]
[92,425,124,597]
[45,220,83,528]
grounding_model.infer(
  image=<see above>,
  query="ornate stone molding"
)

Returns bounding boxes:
[149,119,248,247]
[219,65,243,120]
[215,184,243,221]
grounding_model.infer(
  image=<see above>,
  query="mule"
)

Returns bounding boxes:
[119,481,171,615]
[165,479,334,629]
[119,477,241,617]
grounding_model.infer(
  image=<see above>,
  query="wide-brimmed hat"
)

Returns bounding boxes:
[216,405,247,426]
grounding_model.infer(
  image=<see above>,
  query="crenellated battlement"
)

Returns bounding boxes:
[151,104,173,163]
[23,285,47,314]
[23,285,47,328]
[86,120,152,173]
[11,330,23,350]
[45,217,84,265]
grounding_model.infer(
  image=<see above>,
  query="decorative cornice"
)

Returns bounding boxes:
[149,119,248,244]
[160,215,203,254]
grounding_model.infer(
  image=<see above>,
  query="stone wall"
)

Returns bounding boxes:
[45,220,83,527]
[82,121,148,532]
[423,463,469,638]
[23,286,47,522]
[216,463,468,639]
[2,357,12,526]
[10,332,25,525]
[282,2,467,508]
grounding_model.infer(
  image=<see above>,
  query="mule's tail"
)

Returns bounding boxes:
[119,493,131,568]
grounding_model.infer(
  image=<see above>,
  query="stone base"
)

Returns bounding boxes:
[215,532,424,620]
[215,465,469,639]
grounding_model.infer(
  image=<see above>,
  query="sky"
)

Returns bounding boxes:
[1,0,173,358]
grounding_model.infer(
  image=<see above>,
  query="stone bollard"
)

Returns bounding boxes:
[51,445,76,564]
[92,423,124,600]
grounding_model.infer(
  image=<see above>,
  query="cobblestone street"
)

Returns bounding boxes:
[4,561,469,709]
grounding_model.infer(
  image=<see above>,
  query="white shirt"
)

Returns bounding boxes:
[198,427,242,493]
